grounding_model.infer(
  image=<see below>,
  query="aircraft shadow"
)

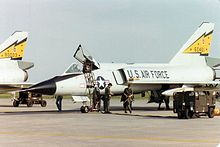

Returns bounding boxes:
[0,105,174,120]
[111,112,177,120]
[108,106,173,111]
[0,109,177,120]
[0,109,80,115]
[0,104,15,107]
[98,106,176,120]
[0,104,31,108]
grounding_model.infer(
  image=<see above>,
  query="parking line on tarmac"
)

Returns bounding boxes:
[0,131,218,144]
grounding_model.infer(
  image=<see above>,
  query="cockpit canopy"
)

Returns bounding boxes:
[73,45,100,70]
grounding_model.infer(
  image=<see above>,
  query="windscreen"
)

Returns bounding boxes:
[65,63,82,73]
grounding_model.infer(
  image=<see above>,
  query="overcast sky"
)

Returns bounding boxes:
[0,0,220,82]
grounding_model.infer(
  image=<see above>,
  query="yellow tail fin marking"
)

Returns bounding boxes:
[183,31,213,56]
[0,38,27,59]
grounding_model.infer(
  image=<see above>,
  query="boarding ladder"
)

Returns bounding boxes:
[83,62,95,110]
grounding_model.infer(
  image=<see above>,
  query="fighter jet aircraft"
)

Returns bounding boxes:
[0,31,34,92]
[27,22,219,113]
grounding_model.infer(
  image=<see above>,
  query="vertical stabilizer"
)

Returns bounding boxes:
[0,31,28,60]
[170,22,214,65]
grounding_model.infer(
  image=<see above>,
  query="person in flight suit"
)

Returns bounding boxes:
[104,83,113,113]
[121,84,133,113]
[92,86,101,111]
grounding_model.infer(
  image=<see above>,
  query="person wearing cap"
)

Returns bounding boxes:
[121,84,133,113]
[92,86,101,111]
[104,83,113,113]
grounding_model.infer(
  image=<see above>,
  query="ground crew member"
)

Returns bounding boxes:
[157,93,170,110]
[104,83,113,113]
[55,95,63,112]
[121,84,133,113]
[92,86,101,111]
[164,96,170,110]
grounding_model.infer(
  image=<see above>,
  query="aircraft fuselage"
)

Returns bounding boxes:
[29,62,215,96]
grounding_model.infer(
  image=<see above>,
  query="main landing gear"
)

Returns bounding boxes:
[80,102,91,113]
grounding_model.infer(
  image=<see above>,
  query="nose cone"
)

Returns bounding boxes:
[28,79,56,95]
[28,73,81,95]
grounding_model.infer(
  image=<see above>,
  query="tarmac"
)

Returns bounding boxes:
[0,98,219,147]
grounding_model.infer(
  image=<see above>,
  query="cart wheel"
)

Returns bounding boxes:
[177,109,183,119]
[27,100,33,107]
[189,111,194,118]
[208,107,214,118]
[184,108,190,119]
[13,100,19,107]
[41,100,47,107]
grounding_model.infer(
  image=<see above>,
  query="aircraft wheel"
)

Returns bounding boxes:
[80,106,84,113]
[84,106,89,113]
[41,100,47,107]
[208,107,214,118]
[80,106,85,113]
[80,106,89,113]
[13,100,19,107]
[27,100,33,107]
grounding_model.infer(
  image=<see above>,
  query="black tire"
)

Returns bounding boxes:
[184,108,190,119]
[208,107,214,118]
[41,100,47,107]
[13,100,19,107]
[80,106,86,113]
[189,111,194,118]
[27,100,33,107]
[80,106,90,113]
[84,106,89,113]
